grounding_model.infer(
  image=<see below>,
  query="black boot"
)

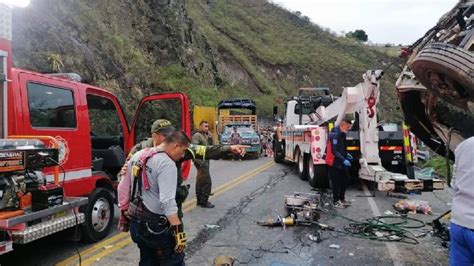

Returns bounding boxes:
[199,202,215,208]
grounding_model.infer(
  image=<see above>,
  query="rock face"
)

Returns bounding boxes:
[12,0,401,119]
[13,0,218,105]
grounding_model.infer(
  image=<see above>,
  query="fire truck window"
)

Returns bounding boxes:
[86,94,123,136]
[27,83,77,128]
[134,99,182,143]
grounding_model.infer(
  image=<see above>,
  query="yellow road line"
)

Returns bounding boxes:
[56,232,130,266]
[182,160,274,212]
[81,237,132,266]
[57,161,275,265]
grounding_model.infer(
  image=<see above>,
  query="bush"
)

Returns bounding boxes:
[421,155,453,178]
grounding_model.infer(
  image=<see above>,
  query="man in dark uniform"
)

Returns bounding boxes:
[118,119,247,225]
[329,117,353,209]
[192,121,215,208]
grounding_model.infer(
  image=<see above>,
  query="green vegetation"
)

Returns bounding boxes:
[14,0,404,121]
[421,155,453,178]
[346,30,369,42]
[187,0,402,119]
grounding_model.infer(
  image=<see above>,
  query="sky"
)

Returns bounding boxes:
[271,0,459,45]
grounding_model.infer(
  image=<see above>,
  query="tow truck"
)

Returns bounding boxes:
[0,2,191,254]
[273,70,444,192]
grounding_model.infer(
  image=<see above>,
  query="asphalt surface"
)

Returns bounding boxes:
[0,157,452,265]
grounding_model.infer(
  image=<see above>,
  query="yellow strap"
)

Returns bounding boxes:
[195,145,207,160]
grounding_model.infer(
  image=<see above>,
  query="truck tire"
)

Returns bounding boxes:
[296,150,308,180]
[80,188,114,242]
[411,42,474,110]
[273,140,285,163]
[308,160,329,189]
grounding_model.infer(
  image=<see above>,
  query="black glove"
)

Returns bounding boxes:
[175,184,190,203]
[171,224,186,253]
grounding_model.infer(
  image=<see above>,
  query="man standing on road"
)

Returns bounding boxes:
[230,127,242,160]
[450,137,474,265]
[192,121,215,208]
[329,117,353,209]
[125,131,190,265]
[118,119,247,230]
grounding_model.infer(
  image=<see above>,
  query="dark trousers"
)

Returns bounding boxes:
[196,165,212,204]
[330,167,348,203]
[130,220,185,266]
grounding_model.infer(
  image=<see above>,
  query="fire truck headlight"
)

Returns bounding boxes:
[0,0,30,8]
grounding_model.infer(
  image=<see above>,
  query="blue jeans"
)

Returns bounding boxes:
[130,219,185,266]
[450,222,474,266]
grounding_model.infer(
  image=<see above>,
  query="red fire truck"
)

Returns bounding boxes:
[0,3,191,254]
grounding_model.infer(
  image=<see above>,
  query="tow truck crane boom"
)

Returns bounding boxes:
[274,70,443,192]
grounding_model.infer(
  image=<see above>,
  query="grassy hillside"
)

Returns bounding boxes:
[186,0,403,119]
[13,0,403,121]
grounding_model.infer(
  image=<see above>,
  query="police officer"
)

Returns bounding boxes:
[192,121,215,208]
[118,119,247,224]
[329,117,353,209]
[124,131,190,265]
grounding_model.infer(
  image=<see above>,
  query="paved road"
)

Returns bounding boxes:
[0,157,452,265]
[0,157,272,266]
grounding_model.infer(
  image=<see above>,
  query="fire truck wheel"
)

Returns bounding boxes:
[308,163,329,189]
[81,188,114,242]
[296,150,308,180]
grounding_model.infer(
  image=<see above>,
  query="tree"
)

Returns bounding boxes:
[345,30,368,42]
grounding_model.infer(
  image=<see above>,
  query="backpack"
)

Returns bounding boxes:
[325,137,335,166]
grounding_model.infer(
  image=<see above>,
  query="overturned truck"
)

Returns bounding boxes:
[396,1,473,161]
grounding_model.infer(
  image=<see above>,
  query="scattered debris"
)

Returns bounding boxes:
[349,253,354,256]
[386,192,408,199]
[308,232,322,243]
[374,231,384,237]
[285,192,322,223]
[205,224,221,229]
[394,200,432,214]
[329,244,340,249]
[213,255,235,266]
[384,210,394,215]
[415,167,435,180]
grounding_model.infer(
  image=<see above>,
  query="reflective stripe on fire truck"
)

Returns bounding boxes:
[45,169,92,182]
[347,146,359,151]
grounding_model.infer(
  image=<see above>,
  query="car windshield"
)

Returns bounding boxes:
[225,125,254,133]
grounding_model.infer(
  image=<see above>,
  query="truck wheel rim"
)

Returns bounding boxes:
[298,152,304,173]
[92,198,111,232]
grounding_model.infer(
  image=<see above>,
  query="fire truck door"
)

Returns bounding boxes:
[129,92,191,179]
[18,73,89,174]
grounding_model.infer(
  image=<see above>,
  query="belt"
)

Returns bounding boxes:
[128,201,169,226]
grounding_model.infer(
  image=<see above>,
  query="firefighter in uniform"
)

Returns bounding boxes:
[123,131,190,265]
[192,121,215,208]
[118,119,247,229]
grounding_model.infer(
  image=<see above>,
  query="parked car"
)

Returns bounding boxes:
[220,123,261,159]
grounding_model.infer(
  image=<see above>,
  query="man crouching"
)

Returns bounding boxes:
[121,131,189,265]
